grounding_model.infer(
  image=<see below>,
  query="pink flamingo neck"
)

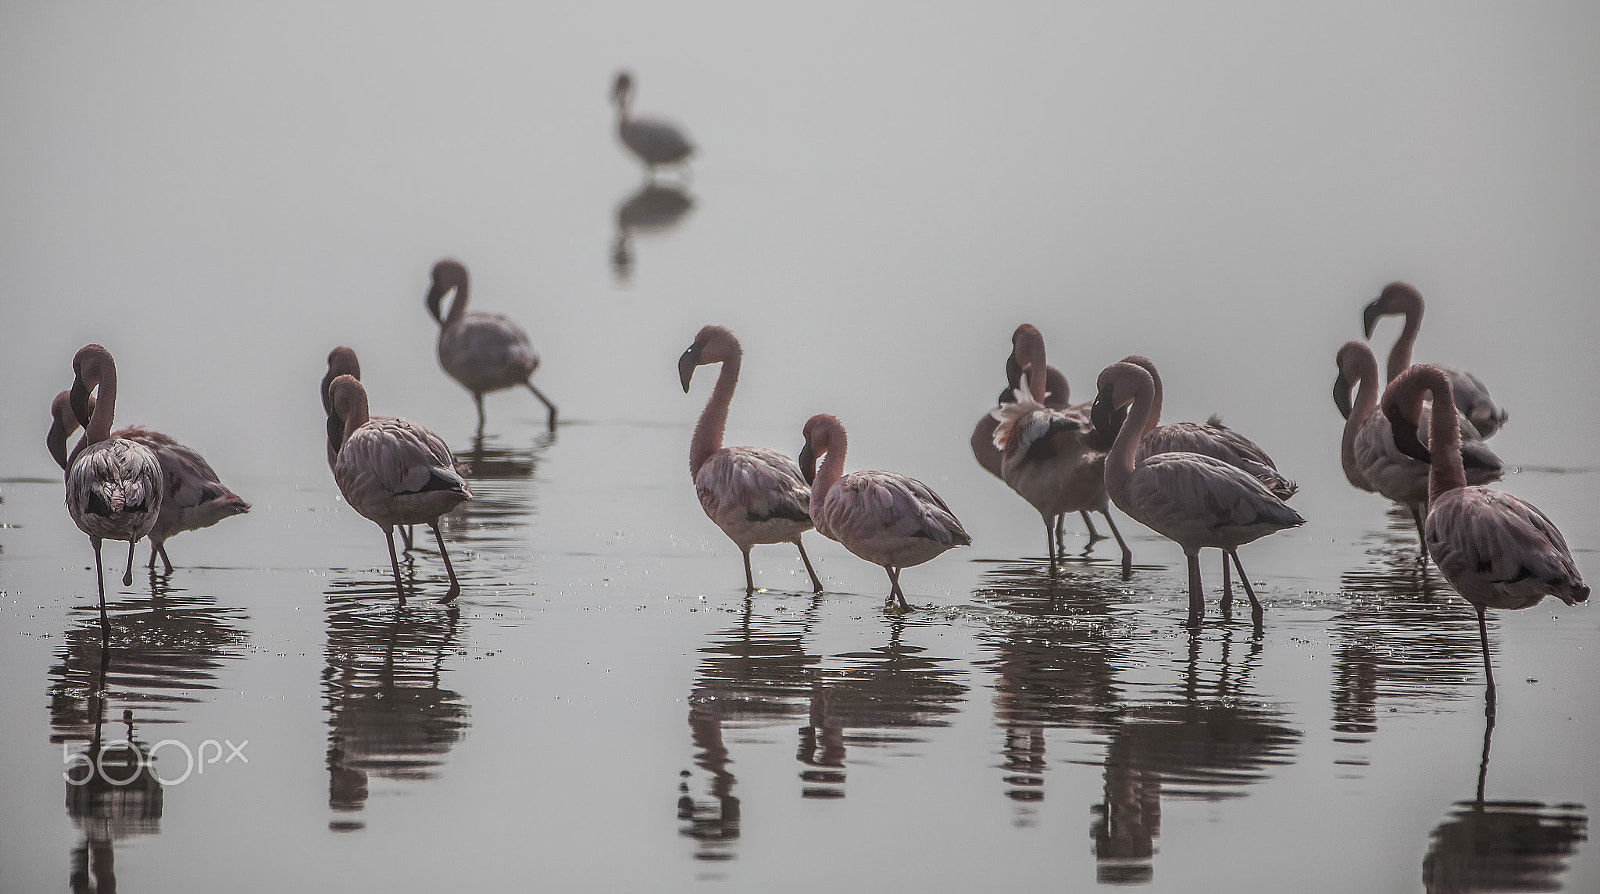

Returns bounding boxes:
[1385,300,1423,383]
[1122,356,1164,436]
[689,349,741,477]
[1338,343,1380,488]
[1103,364,1158,498]
[810,423,849,508]
[83,358,118,446]
[333,377,373,445]
[1417,368,1467,500]
[444,276,469,325]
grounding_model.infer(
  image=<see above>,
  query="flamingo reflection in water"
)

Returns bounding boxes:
[611,182,693,282]
[1421,711,1587,892]
[322,583,469,829]
[1383,364,1588,715]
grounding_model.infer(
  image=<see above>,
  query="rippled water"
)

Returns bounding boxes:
[3,4,1598,892]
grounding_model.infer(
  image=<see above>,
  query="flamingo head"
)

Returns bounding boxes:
[611,71,634,108]
[426,259,467,323]
[1363,281,1423,338]
[678,325,738,392]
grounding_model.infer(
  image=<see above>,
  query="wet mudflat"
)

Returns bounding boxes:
[3,4,1598,892]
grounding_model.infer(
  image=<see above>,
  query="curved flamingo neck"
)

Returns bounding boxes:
[1105,371,1157,498]
[1416,369,1467,500]
[84,361,118,446]
[339,386,373,445]
[1386,303,1422,383]
[689,350,741,476]
[810,427,849,510]
[1340,348,1380,486]
[444,277,470,324]
[1122,357,1163,436]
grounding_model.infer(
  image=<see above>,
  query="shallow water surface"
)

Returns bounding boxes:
[3,4,1599,892]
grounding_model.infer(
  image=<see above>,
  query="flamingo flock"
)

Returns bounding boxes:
[36,69,1584,714]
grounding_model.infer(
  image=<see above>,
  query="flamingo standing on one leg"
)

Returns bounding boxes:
[1363,281,1508,438]
[678,325,823,594]
[798,414,970,612]
[49,346,164,625]
[1333,341,1504,554]
[323,346,415,551]
[1383,364,1587,713]
[611,71,695,177]
[989,324,1130,568]
[326,374,473,603]
[425,259,558,433]
[1091,361,1304,628]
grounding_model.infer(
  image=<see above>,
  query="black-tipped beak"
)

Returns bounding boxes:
[46,415,70,472]
[1384,401,1431,464]
[797,442,816,485]
[425,280,448,324]
[1004,351,1022,390]
[1087,399,1127,453]
[1089,382,1115,435]
[1361,298,1385,340]
[326,409,346,459]
[69,378,93,427]
[1333,372,1353,420]
[677,344,702,392]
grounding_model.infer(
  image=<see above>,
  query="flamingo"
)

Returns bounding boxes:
[322,346,415,551]
[51,392,250,573]
[1334,341,1504,552]
[1363,281,1508,438]
[50,345,164,620]
[1114,355,1297,598]
[1091,361,1304,627]
[678,325,823,594]
[425,259,558,433]
[1383,364,1587,711]
[988,324,1130,567]
[611,71,694,175]
[325,374,473,603]
[798,414,970,612]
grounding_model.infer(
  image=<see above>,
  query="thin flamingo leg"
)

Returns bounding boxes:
[795,539,823,593]
[122,539,137,587]
[1229,550,1264,628]
[1185,552,1204,627]
[383,526,406,603]
[432,523,461,604]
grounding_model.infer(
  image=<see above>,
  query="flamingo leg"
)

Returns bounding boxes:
[1220,553,1233,616]
[1408,504,1429,565]
[432,522,461,604]
[1043,515,1057,567]
[91,536,109,630]
[473,393,487,434]
[383,526,406,603]
[154,542,174,575]
[122,540,137,587]
[1185,551,1204,627]
[526,382,559,431]
[1101,509,1132,572]
[401,525,415,552]
[1228,550,1264,628]
[741,547,755,593]
[1080,510,1104,542]
[886,567,909,613]
[794,539,823,594]
[1475,605,1496,717]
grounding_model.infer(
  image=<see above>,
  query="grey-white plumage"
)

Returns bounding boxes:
[323,345,416,551]
[426,259,558,432]
[327,373,472,602]
[611,71,694,171]
[112,426,249,573]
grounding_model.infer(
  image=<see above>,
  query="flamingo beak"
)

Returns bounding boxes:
[1384,401,1431,464]
[1004,351,1022,390]
[797,442,817,485]
[425,280,448,323]
[69,378,93,427]
[1333,372,1353,420]
[677,344,702,392]
[1361,297,1385,339]
[1089,382,1115,435]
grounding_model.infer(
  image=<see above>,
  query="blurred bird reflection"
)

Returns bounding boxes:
[611,182,694,282]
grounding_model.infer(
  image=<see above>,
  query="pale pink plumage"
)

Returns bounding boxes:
[426,259,558,432]
[679,325,822,593]
[1093,361,1304,627]
[1383,364,1586,710]
[799,414,969,612]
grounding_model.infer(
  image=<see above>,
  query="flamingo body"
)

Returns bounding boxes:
[612,71,694,170]
[116,426,249,571]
